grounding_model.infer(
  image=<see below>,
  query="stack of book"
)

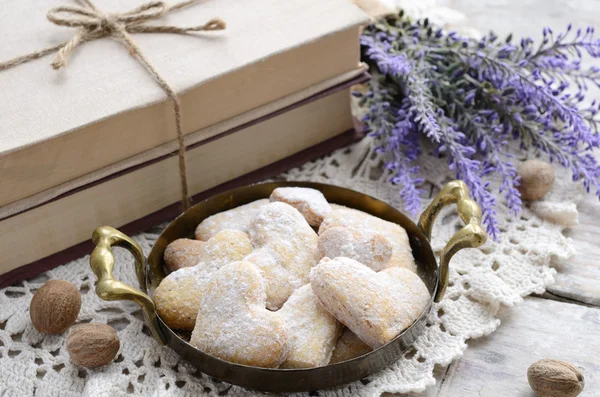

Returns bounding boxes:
[0,0,369,285]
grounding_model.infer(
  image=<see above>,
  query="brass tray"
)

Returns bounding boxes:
[89,180,486,392]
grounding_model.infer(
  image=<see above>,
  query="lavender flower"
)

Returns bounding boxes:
[359,73,425,214]
[359,12,600,238]
[361,35,413,76]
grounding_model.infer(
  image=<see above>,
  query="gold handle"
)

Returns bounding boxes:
[90,226,166,344]
[418,180,487,302]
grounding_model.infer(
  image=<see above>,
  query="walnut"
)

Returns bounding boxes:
[528,359,584,397]
[67,323,120,367]
[518,160,555,201]
[29,280,81,334]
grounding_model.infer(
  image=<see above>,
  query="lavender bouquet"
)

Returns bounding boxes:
[357,11,600,239]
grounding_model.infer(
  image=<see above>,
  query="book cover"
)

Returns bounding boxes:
[0,0,368,206]
[0,72,368,286]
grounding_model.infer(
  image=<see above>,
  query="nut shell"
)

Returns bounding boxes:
[67,323,120,367]
[518,160,555,201]
[30,280,81,334]
[528,359,584,397]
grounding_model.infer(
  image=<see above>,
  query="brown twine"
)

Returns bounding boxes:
[0,0,226,211]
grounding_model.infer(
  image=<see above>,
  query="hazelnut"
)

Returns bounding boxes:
[518,160,555,201]
[528,359,584,397]
[30,280,81,334]
[67,323,120,367]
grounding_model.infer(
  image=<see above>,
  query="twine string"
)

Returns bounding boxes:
[0,0,226,211]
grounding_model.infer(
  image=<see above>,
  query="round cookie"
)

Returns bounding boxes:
[155,230,253,330]
[279,284,342,369]
[164,238,205,271]
[318,226,393,271]
[190,261,289,368]
[319,208,416,272]
[310,257,430,348]
[195,199,269,241]
[270,187,332,227]
[244,202,320,310]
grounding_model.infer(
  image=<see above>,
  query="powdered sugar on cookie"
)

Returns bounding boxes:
[154,266,205,330]
[155,230,253,330]
[190,261,288,368]
[311,257,430,348]
[319,208,416,272]
[270,187,332,227]
[318,226,393,271]
[245,202,320,310]
[195,199,269,241]
[279,284,342,368]
[164,229,253,272]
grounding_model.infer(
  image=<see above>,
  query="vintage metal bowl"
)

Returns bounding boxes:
[89,180,486,393]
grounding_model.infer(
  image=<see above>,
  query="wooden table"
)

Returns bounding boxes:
[384,180,600,397]
[391,173,600,397]
[388,1,600,395]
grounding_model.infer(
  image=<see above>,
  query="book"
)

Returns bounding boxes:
[0,0,368,207]
[0,68,366,220]
[0,72,367,287]
[352,0,395,19]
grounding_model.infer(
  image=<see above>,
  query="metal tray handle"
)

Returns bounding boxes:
[90,226,166,344]
[418,180,487,302]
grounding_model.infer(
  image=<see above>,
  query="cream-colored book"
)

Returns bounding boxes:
[0,75,361,284]
[0,0,368,207]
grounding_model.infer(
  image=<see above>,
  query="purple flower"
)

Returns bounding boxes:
[364,73,426,214]
[360,15,600,238]
[406,70,443,142]
[361,35,413,76]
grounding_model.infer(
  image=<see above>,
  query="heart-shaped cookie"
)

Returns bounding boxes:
[319,208,416,272]
[195,199,269,241]
[311,257,430,348]
[190,261,288,368]
[155,230,253,330]
[329,327,372,364]
[270,187,332,227]
[244,202,320,310]
[278,284,342,368]
[318,226,393,271]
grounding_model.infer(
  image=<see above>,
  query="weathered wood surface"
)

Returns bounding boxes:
[548,195,600,306]
[392,169,600,397]
[393,298,600,397]
[434,298,599,396]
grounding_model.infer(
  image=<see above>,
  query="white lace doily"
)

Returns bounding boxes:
[0,137,576,397]
[0,2,580,396]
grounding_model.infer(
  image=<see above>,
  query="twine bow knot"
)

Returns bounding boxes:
[46,1,225,71]
[0,0,226,210]
[48,1,169,31]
